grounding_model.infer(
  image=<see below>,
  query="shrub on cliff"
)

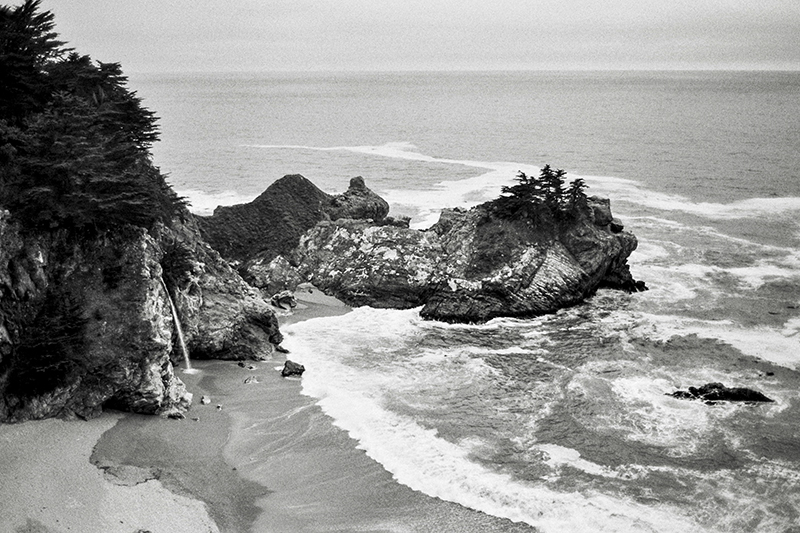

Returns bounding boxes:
[0,0,185,234]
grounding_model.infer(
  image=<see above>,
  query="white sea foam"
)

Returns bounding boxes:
[535,443,617,478]
[576,173,800,220]
[635,314,800,370]
[178,188,257,215]
[248,142,800,224]
[283,309,703,533]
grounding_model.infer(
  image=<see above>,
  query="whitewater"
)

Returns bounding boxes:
[213,141,800,533]
[131,70,800,532]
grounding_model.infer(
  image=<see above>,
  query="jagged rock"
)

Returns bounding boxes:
[196,174,331,264]
[0,208,283,422]
[589,197,614,226]
[669,382,774,403]
[292,197,641,323]
[197,174,388,267]
[165,408,186,420]
[154,219,283,362]
[327,176,390,222]
[0,213,190,421]
[200,395,211,405]
[270,290,298,310]
[281,360,305,377]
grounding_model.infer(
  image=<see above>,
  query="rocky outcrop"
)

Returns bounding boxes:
[327,176,390,222]
[0,210,282,422]
[669,382,774,404]
[0,212,189,421]
[290,196,641,323]
[155,218,283,362]
[196,174,389,268]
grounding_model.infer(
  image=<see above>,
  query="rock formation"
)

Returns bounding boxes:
[669,382,774,404]
[281,360,305,378]
[288,194,642,322]
[196,174,389,267]
[0,210,283,422]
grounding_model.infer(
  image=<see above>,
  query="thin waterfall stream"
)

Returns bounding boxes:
[159,276,193,373]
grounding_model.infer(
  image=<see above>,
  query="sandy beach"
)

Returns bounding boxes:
[0,286,532,533]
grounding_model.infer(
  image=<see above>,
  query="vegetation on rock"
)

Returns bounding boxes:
[0,0,185,234]
[489,165,590,225]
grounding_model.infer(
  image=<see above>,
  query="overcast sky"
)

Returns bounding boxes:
[43,0,800,72]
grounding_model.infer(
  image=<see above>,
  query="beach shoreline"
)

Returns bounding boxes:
[0,286,535,533]
[0,286,346,533]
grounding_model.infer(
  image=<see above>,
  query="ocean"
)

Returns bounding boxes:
[131,71,800,532]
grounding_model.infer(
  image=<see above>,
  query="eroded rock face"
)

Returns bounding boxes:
[0,212,189,421]
[154,218,284,362]
[0,210,283,422]
[327,176,390,222]
[292,198,641,323]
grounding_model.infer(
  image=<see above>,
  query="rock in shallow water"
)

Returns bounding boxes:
[292,196,641,323]
[281,360,305,378]
[669,382,774,403]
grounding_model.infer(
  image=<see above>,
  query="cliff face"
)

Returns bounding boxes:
[291,196,641,323]
[0,211,187,421]
[156,218,283,361]
[0,211,281,422]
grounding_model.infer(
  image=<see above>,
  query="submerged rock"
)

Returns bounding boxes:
[669,382,774,404]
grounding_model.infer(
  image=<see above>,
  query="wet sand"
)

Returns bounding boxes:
[0,414,219,533]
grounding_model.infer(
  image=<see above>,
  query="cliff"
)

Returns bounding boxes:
[0,2,283,423]
[290,195,641,322]
[0,211,282,422]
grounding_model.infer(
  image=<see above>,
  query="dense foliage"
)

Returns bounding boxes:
[0,0,185,234]
[490,164,589,225]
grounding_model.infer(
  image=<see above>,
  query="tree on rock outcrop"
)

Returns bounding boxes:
[494,164,588,225]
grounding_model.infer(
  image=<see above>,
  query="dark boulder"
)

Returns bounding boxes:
[196,174,331,265]
[197,174,389,267]
[281,360,305,378]
[669,382,774,404]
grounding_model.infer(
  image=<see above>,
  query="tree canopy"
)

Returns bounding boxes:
[490,164,589,224]
[0,0,185,234]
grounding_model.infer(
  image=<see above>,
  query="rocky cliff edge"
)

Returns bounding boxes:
[0,211,282,422]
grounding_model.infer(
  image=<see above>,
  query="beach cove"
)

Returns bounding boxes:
[0,288,537,533]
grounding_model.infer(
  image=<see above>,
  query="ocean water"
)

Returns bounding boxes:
[132,71,800,532]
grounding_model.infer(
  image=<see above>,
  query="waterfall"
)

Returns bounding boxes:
[159,276,192,372]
